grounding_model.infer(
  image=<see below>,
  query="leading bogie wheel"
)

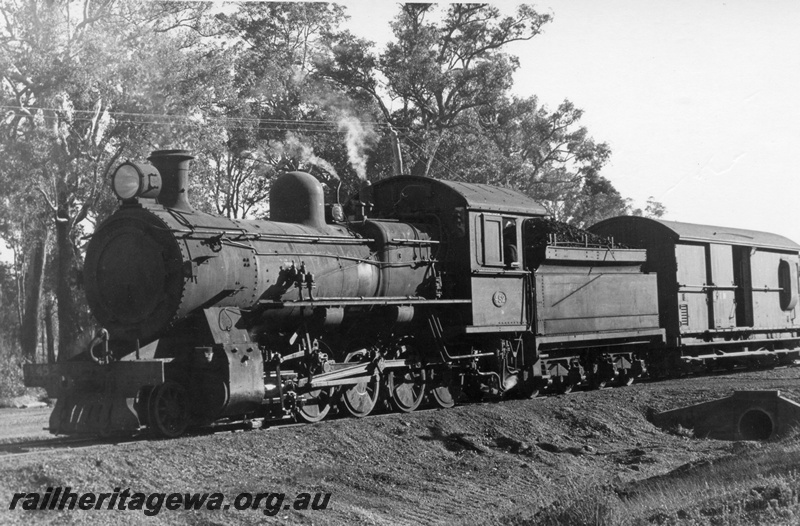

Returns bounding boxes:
[149,382,190,438]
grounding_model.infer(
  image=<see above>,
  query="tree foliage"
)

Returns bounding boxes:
[0,1,662,368]
[191,3,381,215]
[0,0,210,359]
[316,3,644,228]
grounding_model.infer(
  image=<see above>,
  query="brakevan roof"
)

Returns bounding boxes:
[591,216,800,251]
[369,175,548,215]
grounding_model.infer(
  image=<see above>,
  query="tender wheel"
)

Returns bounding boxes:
[589,376,607,390]
[618,372,635,387]
[517,381,540,399]
[647,361,667,380]
[589,361,615,389]
[295,388,332,423]
[339,351,380,418]
[553,377,574,394]
[149,382,190,438]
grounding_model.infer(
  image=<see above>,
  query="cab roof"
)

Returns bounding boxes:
[368,175,548,216]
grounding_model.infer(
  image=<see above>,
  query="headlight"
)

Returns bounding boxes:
[112,162,162,200]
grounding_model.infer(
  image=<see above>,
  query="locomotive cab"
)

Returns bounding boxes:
[364,175,548,332]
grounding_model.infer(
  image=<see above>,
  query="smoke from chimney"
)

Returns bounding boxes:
[281,133,339,181]
[337,114,374,181]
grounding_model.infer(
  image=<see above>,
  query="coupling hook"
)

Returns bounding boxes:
[88,328,111,365]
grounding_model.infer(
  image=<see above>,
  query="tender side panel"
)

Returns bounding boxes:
[535,267,660,336]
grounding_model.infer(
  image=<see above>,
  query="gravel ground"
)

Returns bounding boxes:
[1,367,799,525]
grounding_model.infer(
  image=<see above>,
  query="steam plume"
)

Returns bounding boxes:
[337,114,374,181]
[282,133,339,180]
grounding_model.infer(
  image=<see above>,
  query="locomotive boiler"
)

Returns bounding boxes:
[23,149,800,438]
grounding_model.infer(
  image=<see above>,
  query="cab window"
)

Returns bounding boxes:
[480,214,518,268]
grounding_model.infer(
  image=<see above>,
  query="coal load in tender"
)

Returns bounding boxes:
[524,218,623,250]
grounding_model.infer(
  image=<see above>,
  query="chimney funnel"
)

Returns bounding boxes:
[148,149,194,211]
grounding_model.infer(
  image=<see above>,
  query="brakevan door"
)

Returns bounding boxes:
[675,243,709,332]
[709,243,737,329]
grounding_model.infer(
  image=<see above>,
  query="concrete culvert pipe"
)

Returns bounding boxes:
[738,409,774,440]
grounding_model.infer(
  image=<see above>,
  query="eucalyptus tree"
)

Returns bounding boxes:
[195,2,379,216]
[321,3,552,177]
[320,3,656,226]
[0,0,211,358]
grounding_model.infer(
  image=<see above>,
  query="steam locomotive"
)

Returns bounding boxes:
[23,150,800,437]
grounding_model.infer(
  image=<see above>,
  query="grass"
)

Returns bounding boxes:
[0,334,26,399]
[506,436,800,525]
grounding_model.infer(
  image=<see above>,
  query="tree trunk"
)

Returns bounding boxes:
[44,299,56,363]
[14,246,24,327]
[55,204,81,357]
[19,230,49,362]
[40,317,45,363]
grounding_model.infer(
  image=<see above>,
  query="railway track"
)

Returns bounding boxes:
[0,435,141,460]
[3,360,796,462]
[0,406,443,461]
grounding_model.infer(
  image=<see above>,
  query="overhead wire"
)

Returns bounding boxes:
[402,134,466,182]
[0,104,408,132]
[0,104,462,179]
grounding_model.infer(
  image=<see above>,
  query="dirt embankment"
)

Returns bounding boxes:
[1,367,800,525]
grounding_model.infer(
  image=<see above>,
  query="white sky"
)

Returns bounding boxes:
[4,1,794,263]
[344,0,800,242]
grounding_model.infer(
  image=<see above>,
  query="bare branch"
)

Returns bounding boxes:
[35,186,57,213]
